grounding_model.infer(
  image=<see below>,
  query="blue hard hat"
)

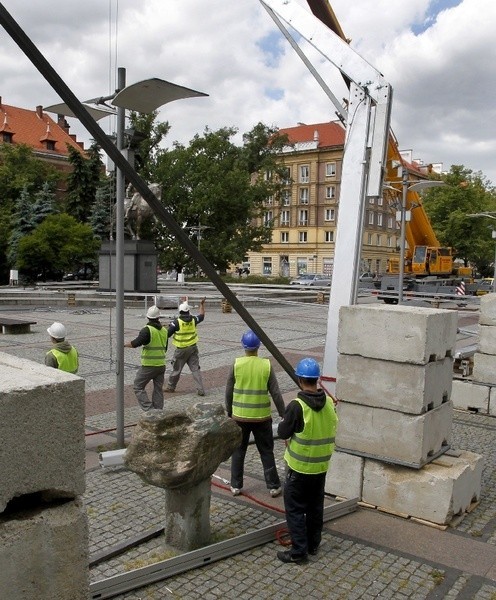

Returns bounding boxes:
[295,358,320,379]
[241,330,260,350]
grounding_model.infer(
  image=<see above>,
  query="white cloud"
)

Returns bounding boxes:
[0,0,494,184]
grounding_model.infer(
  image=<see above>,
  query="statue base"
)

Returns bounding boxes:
[98,240,158,293]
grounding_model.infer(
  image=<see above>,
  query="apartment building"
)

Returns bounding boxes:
[246,121,401,278]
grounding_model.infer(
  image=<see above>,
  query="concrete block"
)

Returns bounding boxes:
[480,293,496,326]
[338,304,457,364]
[336,354,452,414]
[479,324,496,355]
[325,450,364,500]
[490,387,496,416]
[0,352,85,513]
[451,379,489,413]
[362,450,483,525]
[472,352,496,385]
[335,401,452,467]
[0,499,88,599]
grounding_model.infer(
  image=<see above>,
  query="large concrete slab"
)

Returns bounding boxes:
[325,450,364,499]
[0,499,88,599]
[0,352,85,513]
[335,401,453,467]
[362,450,483,525]
[473,351,496,386]
[336,354,452,414]
[480,293,496,326]
[451,378,489,413]
[478,324,496,355]
[338,304,457,364]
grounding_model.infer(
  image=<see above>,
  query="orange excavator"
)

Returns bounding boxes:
[306,0,460,278]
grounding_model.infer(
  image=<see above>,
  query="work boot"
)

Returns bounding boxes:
[270,487,282,498]
[165,386,175,393]
[230,487,241,496]
[276,550,308,564]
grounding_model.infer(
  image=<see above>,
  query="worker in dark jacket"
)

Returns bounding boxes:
[125,305,171,411]
[277,358,338,564]
[45,322,79,373]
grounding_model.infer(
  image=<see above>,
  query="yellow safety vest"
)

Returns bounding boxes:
[47,347,79,374]
[141,325,167,366]
[232,356,271,420]
[172,318,198,348]
[284,397,338,474]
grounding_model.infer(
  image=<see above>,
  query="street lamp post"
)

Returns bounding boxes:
[467,212,496,293]
[46,72,207,448]
[389,171,446,303]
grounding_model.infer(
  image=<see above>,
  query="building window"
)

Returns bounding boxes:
[299,188,309,204]
[299,231,308,243]
[280,210,290,226]
[376,234,381,246]
[299,165,309,183]
[282,190,290,206]
[325,162,336,177]
[367,233,372,245]
[368,212,374,225]
[264,211,273,226]
[387,235,392,247]
[378,196,383,206]
[325,185,336,199]
[325,230,334,243]
[263,257,272,275]
[2,132,13,143]
[369,197,375,204]
[388,216,393,229]
[325,208,335,221]
[265,196,273,206]
[281,231,289,243]
[46,140,56,151]
[298,209,308,226]
[377,213,383,226]
[297,257,307,274]
[281,166,291,184]
[264,170,272,181]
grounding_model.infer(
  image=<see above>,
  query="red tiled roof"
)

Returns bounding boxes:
[278,121,345,148]
[0,100,85,156]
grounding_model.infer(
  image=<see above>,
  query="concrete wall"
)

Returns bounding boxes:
[0,352,88,599]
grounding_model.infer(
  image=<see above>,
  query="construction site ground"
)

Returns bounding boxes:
[1,285,495,599]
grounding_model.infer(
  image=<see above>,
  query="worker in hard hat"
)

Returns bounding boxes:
[124,305,170,411]
[225,330,285,498]
[165,298,206,396]
[276,358,338,564]
[45,322,79,374]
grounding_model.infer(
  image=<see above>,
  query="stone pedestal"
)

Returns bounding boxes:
[164,479,212,550]
[99,239,158,292]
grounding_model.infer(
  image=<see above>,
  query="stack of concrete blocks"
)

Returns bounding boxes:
[0,352,88,599]
[451,293,496,415]
[326,305,483,526]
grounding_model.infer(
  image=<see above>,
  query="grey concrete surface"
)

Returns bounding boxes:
[1,292,494,599]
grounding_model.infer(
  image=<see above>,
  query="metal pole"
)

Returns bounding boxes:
[115,67,126,448]
[398,167,408,304]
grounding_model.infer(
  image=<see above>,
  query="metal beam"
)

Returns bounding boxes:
[0,3,298,384]
[89,498,358,599]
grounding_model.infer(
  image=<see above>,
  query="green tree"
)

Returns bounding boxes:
[65,143,104,222]
[7,186,35,267]
[422,165,496,275]
[32,181,58,226]
[90,176,114,240]
[153,124,287,274]
[0,144,58,282]
[17,213,99,282]
[127,111,170,181]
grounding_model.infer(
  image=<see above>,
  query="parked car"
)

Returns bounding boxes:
[289,273,331,287]
[476,278,495,296]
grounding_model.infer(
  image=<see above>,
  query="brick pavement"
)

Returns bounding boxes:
[1,296,495,598]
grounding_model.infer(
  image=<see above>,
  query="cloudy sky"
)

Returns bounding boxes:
[1,0,495,185]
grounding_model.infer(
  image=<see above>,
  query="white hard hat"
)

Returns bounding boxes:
[146,305,161,319]
[47,322,67,340]
[179,302,190,313]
